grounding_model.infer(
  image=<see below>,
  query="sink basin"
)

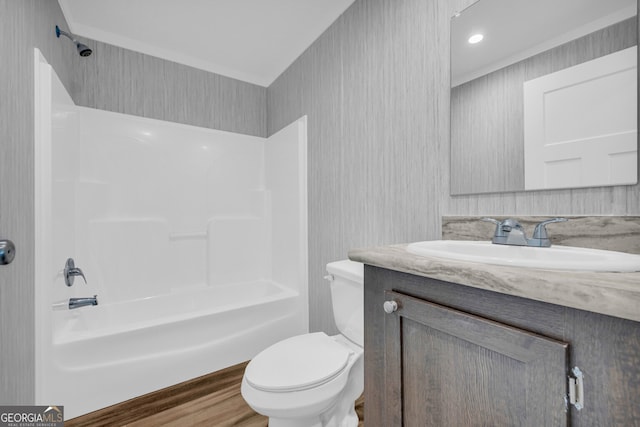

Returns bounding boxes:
[406,240,640,272]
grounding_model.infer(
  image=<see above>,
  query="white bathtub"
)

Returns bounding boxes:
[36,59,308,420]
[50,281,304,418]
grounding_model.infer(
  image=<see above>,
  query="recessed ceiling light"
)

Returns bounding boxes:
[468,34,484,44]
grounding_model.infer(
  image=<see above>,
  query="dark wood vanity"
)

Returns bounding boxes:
[348,216,640,427]
[362,265,640,426]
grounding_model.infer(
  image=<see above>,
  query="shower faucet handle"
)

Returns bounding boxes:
[64,258,87,286]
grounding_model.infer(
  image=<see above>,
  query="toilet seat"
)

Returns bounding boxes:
[245,332,352,392]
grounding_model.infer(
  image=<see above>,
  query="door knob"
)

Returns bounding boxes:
[383,300,398,314]
[0,239,15,265]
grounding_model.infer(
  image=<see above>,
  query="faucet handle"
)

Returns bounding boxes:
[481,217,524,234]
[481,217,505,239]
[64,258,87,287]
[481,217,500,225]
[532,217,568,239]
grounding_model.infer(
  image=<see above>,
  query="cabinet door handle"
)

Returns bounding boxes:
[383,300,398,314]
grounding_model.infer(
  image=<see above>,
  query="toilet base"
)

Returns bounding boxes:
[267,401,358,427]
[320,403,359,427]
[268,415,323,427]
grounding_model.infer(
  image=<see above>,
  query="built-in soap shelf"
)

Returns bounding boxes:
[169,231,208,240]
[168,216,266,241]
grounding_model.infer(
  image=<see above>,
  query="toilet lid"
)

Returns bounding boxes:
[245,332,352,392]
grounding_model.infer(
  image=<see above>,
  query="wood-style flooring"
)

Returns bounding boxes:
[66,361,364,426]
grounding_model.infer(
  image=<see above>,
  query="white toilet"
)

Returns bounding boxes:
[241,260,364,427]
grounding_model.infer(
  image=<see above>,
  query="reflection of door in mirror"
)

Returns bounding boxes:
[524,47,637,190]
[450,0,638,195]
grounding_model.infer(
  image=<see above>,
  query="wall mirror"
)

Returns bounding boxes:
[450,0,638,195]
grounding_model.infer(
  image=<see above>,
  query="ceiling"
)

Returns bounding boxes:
[58,0,357,87]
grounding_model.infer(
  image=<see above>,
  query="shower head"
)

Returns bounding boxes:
[76,42,92,57]
[55,25,92,57]
[75,41,92,57]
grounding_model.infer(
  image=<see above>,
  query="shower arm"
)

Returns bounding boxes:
[55,25,76,43]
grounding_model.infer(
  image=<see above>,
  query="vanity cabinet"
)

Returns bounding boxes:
[382,290,569,426]
[364,266,640,426]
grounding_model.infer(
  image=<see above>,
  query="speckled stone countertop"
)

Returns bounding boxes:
[348,216,640,323]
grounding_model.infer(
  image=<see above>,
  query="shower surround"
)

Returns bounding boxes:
[35,51,308,418]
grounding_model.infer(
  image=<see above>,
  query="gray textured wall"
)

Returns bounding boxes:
[0,0,80,404]
[72,40,267,137]
[268,0,456,333]
[268,0,640,333]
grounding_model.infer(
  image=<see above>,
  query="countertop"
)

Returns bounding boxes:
[348,243,640,323]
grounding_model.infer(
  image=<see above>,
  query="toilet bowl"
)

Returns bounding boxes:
[241,260,364,427]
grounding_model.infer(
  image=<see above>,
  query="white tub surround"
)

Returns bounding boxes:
[35,51,308,418]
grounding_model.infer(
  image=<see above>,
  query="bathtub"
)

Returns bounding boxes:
[36,57,308,420]
[50,280,304,419]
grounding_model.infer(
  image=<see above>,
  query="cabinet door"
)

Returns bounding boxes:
[383,290,569,426]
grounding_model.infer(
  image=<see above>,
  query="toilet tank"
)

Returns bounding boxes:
[326,260,364,347]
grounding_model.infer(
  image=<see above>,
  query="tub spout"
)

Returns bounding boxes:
[69,295,98,310]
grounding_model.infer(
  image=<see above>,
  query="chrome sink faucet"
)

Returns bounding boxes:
[482,217,567,247]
